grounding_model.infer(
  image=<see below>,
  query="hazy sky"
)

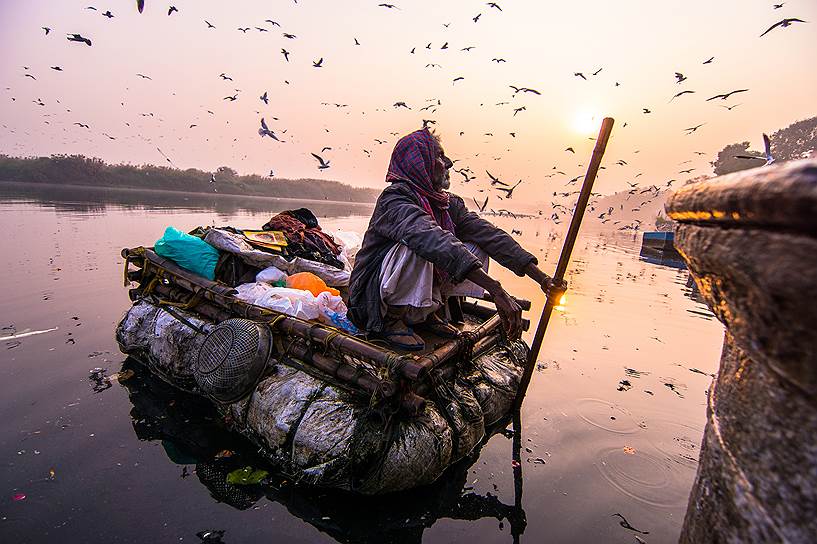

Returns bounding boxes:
[1,0,815,206]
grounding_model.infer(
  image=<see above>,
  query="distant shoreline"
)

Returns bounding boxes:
[0,180,377,208]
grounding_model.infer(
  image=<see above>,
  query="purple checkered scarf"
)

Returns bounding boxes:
[386,128,455,234]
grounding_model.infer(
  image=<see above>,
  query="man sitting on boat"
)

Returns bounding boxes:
[348,127,556,351]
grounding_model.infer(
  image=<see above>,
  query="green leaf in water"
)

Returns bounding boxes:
[226,466,269,485]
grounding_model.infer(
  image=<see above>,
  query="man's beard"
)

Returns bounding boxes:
[434,173,451,190]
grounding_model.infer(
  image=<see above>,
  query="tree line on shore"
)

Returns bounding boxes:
[0,154,380,203]
[712,116,816,176]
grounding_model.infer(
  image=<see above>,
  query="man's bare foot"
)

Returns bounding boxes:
[417,313,460,338]
[379,316,425,351]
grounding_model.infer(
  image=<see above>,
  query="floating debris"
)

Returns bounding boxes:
[196,530,226,543]
[624,367,650,379]
[612,512,650,534]
[88,367,134,393]
[226,466,269,485]
[688,367,715,378]
[1,326,59,341]
[617,379,633,391]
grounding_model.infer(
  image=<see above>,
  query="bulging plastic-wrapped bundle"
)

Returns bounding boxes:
[115,300,526,494]
[234,283,349,327]
[255,265,288,285]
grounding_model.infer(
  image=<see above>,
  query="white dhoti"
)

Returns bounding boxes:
[379,242,488,325]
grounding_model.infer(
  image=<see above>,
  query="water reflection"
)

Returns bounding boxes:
[121,358,527,543]
[0,181,373,219]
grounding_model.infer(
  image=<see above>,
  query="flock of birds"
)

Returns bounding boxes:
[3,1,808,231]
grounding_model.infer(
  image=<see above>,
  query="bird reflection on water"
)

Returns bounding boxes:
[120,359,528,543]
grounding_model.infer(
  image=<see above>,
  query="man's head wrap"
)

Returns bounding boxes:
[386,128,454,233]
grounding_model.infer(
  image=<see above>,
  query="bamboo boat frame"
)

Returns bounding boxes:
[121,245,529,414]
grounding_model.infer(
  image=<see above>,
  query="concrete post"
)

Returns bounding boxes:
[665,160,817,542]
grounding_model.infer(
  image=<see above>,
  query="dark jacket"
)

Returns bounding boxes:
[348,181,537,332]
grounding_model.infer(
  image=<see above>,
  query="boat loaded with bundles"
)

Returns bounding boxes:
[116,208,531,494]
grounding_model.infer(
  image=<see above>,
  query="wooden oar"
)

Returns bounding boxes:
[514,117,615,410]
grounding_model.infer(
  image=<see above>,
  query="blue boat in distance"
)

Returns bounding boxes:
[642,231,676,253]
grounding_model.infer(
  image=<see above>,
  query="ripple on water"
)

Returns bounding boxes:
[576,398,640,434]
[645,419,703,469]
[595,446,689,508]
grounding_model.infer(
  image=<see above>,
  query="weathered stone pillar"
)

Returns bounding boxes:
[666,160,817,543]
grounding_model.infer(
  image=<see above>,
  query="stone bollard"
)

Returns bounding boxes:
[665,160,817,543]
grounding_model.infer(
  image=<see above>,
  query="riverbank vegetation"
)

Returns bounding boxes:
[0,154,379,202]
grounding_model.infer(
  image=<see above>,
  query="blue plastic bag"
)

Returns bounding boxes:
[154,227,220,280]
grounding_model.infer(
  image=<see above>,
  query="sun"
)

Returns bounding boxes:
[571,110,598,135]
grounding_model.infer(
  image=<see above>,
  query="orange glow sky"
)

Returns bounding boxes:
[1,0,815,206]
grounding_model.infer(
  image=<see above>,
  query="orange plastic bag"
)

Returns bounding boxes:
[286,272,340,297]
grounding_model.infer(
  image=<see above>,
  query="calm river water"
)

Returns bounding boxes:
[0,182,723,543]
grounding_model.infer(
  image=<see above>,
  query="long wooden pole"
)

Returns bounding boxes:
[514,117,615,410]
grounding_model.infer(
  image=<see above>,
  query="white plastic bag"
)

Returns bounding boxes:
[256,266,288,284]
[332,230,363,267]
[234,282,350,326]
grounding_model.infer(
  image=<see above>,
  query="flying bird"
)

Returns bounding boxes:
[574,72,586,80]
[509,85,540,95]
[759,18,807,37]
[670,90,695,102]
[487,2,502,11]
[260,91,268,104]
[311,152,331,169]
[702,56,715,64]
[50,66,63,71]
[473,196,489,212]
[205,20,215,29]
[706,89,749,101]
[67,33,92,46]
[102,10,114,18]
[720,103,741,111]
[258,118,280,140]
[281,48,290,61]
[773,3,784,8]
[592,67,603,76]
[219,73,233,80]
[486,170,508,186]
[565,147,574,153]
[265,20,281,27]
[734,134,775,166]
[378,3,399,8]
[136,0,144,13]
[642,108,651,114]
[312,58,323,67]
[393,101,410,109]
[168,5,178,15]
[491,58,506,63]
[42,27,51,35]
[283,33,296,39]
[513,106,526,116]
[684,123,705,134]
[473,13,482,22]
[674,72,687,83]
[223,93,238,101]
[136,73,151,79]
[496,179,522,198]
[452,76,464,84]
[354,37,360,45]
